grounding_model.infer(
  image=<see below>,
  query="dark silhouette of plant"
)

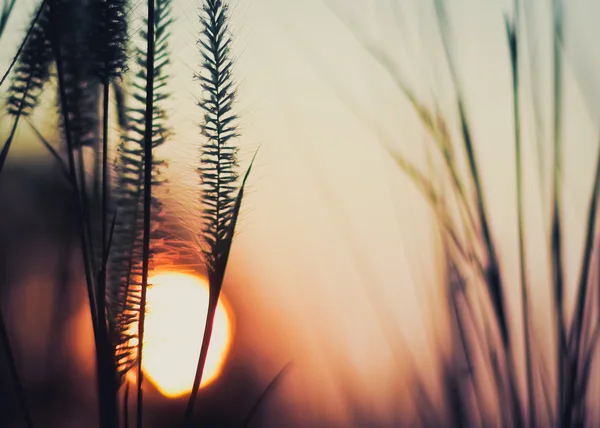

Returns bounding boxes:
[0,0,252,427]
[105,2,172,427]
[184,0,257,423]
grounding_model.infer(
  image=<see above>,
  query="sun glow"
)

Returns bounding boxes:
[141,272,233,398]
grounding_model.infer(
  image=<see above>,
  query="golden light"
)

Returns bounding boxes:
[140,271,234,398]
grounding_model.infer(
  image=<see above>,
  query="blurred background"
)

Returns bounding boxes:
[1,0,600,426]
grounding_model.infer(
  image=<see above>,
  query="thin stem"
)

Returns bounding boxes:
[184,293,219,424]
[100,77,110,332]
[0,74,34,176]
[137,0,156,426]
[241,362,293,428]
[0,0,16,37]
[47,1,107,426]
[124,380,130,428]
[433,3,523,426]
[0,310,33,428]
[95,77,119,428]
[77,148,97,279]
[0,0,46,88]
[506,12,535,427]
[48,0,99,342]
[549,2,565,425]
[562,133,600,427]
[25,118,70,177]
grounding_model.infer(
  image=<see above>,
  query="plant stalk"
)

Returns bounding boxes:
[506,13,535,427]
[137,0,156,426]
[184,292,219,424]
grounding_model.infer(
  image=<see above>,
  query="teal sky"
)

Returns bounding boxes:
[1,0,600,424]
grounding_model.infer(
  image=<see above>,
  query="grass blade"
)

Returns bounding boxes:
[185,0,246,421]
[506,11,536,427]
[136,0,157,424]
[185,148,258,423]
[0,310,33,428]
[563,131,600,426]
[241,362,293,428]
[433,2,524,426]
[0,0,16,38]
[46,2,107,427]
[548,1,566,423]
[25,118,70,179]
[0,0,46,88]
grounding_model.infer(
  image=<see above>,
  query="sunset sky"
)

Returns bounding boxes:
[1,0,600,425]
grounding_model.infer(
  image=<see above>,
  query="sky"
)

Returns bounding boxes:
[1,0,600,425]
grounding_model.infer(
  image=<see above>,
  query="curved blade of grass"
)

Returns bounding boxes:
[25,118,70,179]
[548,1,566,423]
[136,0,157,424]
[448,275,486,427]
[0,0,46,88]
[433,0,510,349]
[319,2,480,243]
[242,361,293,428]
[288,22,482,277]
[433,2,524,426]
[185,149,258,423]
[0,310,33,428]
[391,152,483,273]
[563,131,600,426]
[0,0,16,37]
[506,11,536,427]
[211,150,257,290]
[0,73,36,177]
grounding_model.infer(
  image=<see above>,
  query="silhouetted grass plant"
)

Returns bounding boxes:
[318,0,600,426]
[0,0,253,427]
[185,1,257,423]
[347,1,600,426]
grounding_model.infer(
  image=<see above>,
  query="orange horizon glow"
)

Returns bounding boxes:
[138,271,234,398]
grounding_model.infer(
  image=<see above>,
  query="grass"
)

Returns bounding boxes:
[0,0,599,427]
[0,0,252,427]
[328,1,600,426]
[505,10,535,427]
[316,0,600,426]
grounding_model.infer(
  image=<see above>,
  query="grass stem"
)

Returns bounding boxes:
[137,0,156,426]
[506,12,536,427]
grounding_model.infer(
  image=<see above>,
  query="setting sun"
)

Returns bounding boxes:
[140,272,234,398]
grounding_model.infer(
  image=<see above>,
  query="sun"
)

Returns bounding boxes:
[140,271,234,398]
